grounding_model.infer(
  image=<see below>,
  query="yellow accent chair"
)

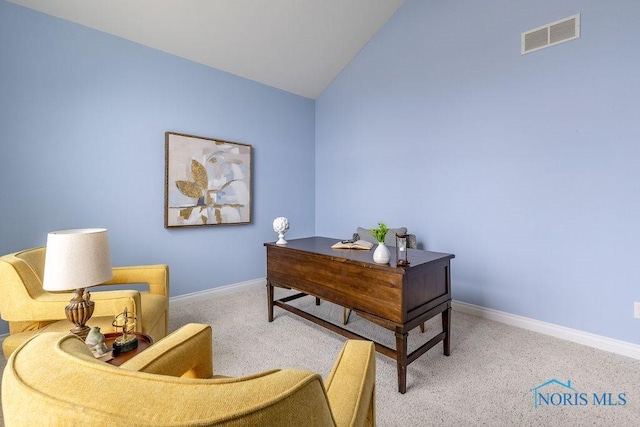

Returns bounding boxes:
[2,324,377,426]
[0,246,169,358]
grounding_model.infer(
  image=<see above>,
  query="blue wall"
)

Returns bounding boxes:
[316,0,640,344]
[2,1,639,347]
[0,2,315,334]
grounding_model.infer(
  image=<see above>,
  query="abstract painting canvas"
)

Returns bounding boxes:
[165,132,252,228]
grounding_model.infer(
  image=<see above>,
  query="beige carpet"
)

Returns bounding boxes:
[2,286,640,426]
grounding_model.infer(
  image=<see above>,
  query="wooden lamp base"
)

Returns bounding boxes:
[65,288,95,339]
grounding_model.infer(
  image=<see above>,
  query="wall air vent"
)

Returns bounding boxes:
[521,14,580,54]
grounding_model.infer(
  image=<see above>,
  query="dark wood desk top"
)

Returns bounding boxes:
[265,236,454,269]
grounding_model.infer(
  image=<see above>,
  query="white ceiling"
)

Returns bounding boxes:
[8,0,405,99]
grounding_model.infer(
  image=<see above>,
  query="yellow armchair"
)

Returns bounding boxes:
[2,324,376,426]
[0,247,169,358]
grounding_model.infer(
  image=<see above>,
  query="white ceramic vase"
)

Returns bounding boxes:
[373,242,390,264]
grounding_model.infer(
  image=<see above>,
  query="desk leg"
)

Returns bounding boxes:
[395,331,408,394]
[442,306,451,356]
[267,280,274,322]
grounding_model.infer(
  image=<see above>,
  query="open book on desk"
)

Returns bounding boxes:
[331,239,374,250]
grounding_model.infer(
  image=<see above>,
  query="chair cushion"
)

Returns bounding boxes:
[357,226,408,246]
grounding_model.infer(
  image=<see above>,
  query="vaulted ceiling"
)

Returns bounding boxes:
[9,0,405,99]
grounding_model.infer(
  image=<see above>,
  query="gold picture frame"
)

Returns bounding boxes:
[165,132,252,228]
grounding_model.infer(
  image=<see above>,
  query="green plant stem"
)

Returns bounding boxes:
[370,222,389,243]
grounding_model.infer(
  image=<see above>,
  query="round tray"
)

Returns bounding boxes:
[103,332,153,366]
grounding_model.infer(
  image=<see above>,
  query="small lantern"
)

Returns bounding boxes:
[396,233,410,266]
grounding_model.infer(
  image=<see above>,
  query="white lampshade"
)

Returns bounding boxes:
[43,228,113,291]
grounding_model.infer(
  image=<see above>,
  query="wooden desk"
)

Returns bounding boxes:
[265,236,454,393]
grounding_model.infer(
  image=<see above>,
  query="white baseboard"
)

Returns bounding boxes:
[79,276,638,361]
[452,300,640,360]
[169,278,265,308]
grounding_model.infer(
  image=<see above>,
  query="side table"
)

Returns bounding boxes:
[103,332,153,366]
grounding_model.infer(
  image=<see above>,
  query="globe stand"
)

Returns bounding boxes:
[276,232,287,245]
[111,307,138,353]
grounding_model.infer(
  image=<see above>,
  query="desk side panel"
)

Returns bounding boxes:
[404,260,451,321]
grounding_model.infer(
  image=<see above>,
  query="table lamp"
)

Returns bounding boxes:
[43,228,113,338]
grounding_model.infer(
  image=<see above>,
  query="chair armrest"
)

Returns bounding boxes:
[5,290,141,323]
[325,340,376,427]
[119,323,213,378]
[8,292,75,322]
[100,264,169,296]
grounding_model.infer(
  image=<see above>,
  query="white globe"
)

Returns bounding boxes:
[272,217,289,233]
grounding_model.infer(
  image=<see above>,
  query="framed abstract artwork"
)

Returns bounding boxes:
[165,132,252,228]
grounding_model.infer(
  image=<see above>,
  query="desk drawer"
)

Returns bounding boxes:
[267,247,404,323]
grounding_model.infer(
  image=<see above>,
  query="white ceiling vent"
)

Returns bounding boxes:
[521,14,580,55]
